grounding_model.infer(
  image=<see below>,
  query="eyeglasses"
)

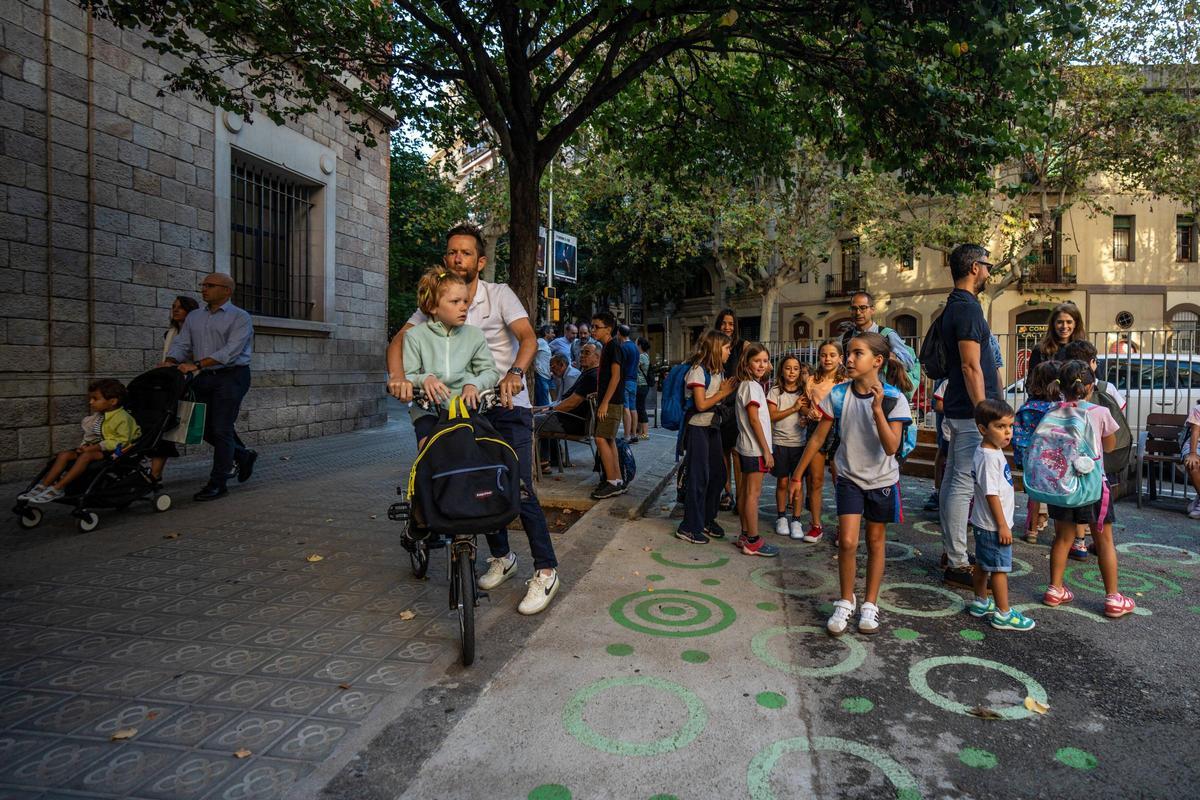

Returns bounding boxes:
[849,305,871,312]
[199,282,226,289]
[976,261,994,270]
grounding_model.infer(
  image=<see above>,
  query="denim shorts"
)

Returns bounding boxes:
[623,380,637,412]
[972,526,1013,573]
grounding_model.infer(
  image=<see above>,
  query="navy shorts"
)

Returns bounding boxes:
[771,445,805,480]
[972,526,1013,573]
[834,476,901,523]
[1048,473,1116,526]
[738,453,770,474]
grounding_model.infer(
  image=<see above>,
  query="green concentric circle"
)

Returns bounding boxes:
[908,656,1047,720]
[650,549,730,570]
[610,589,736,638]
[748,736,922,800]
[1115,542,1200,566]
[562,676,708,756]
[876,583,967,618]
[1065,564,1181,596]
[749,566,837,598]
[752,625,866,677]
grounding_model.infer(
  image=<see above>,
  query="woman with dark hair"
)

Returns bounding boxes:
[1027,302,1086,372]
[152,294,199,481]
[635,337,652,441]
[714,308,743,511]
[162,295,200,361]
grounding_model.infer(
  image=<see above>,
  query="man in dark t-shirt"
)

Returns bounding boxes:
[938,243,1000,586]
[591,312,626,498]
[535,342,600,438]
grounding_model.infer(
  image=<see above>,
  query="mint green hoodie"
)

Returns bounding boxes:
[403,320,499,404]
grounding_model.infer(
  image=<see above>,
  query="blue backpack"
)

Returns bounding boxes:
[827,382,916,462]
[660,363,691,432]
[1012,399,1057,469]
[1023,401,1103,508]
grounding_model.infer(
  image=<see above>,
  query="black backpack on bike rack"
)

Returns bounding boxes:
[407,396,521,536]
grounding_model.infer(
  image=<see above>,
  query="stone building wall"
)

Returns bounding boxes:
[0,0,391,481]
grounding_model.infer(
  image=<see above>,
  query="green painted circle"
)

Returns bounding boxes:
[893,628,921,641]
[650,550,730,570]
[1065,564,1181,596]
[1189,605,1200,614]
[1009,557,1033,579]
[749,566,837,598]
[610,589,736,638]
[681,650,710,664]
[701,578,721,586]
[606,643,634,656]
[756,602,779,612]
[756,691,787,709]
[647,574,666,582]
[1010,603,1108,624]
[1131,605,1153,616]
[1133,532,1153,539]
[912,520,941,538]
[747,736,922,800]
[884,541,916,562]
[529,785,571,800]
[877,583,967,618]
[1115,542,1200,565]
[908,656,1048,719]
[959,747,997,769]
[1055,747,1098,770]
[648,796,680,800]
[817,602,834,616]
[562,676,707,757]
[841,697,874,714]
[752,625,866,678]
[633,596,713,627]
[959,629,985,642]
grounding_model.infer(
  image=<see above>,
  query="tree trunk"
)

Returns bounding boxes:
[759,282,780,343]
[507,159,542,317]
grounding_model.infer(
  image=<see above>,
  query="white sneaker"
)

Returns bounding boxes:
[774,517,790,536]
[1190,502,1200,520]
[477,553,517,590]
[826,597,856,636]
[30,486,63,504]
[858,602,880,634]
[17,484,46,501]
[518,570,560,615]
[789,519,806,540]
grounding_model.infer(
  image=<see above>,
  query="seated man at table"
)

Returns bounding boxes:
[550,353,581,403]
[535,342,599,466]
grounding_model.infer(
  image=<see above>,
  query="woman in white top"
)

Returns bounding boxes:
[162,295,199,361]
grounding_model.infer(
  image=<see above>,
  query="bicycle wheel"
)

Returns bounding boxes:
[454,545,475,666]
[409,536,429,579]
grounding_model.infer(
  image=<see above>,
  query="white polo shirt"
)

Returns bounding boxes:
[407,279,530,408]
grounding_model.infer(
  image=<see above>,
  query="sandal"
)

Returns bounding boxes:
[1023,531,1039,544]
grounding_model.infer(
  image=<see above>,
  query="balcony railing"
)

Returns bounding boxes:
[1023,254,1078,285]
[825,272,866,298]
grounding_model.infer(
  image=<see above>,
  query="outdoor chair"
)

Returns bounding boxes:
[1135,412,1189,508]
[534,393,597,481]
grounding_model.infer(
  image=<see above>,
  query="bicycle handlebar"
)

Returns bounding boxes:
[409,386,502,414]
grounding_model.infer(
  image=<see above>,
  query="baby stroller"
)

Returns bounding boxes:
[13,367,187,532]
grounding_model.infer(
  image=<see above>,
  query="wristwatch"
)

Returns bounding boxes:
[507,366,524,377]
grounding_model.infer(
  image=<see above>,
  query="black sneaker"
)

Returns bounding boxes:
[942,566,974,587]
[718,491,737,513]
[591,481,623,500]
[704,521,726,539]
[675,528,710,545]
[923,491,939,512]
[237,450,258,483]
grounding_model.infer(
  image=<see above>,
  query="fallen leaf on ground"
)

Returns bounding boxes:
[1023,697,1049,714]
[306,554,324,562]
[338,683,351,690]
[369,515,377,520]
[111,728,137,741]
[646,586,653,592]
[642,546,652,552]
[633,571,640,576]
[325,518,333,522]
[162,533,179,539]
[234,748,252,758]
[967,706,1003,720]
[399,610,416,620]
[146,711,158,720]
[1135,592,1144,596]
[279,456,290,461]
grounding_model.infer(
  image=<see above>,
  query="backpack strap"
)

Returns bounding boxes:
[829,383,848,420]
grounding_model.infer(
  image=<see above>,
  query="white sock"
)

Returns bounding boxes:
[975,595,988,605]
[608,479,621,486]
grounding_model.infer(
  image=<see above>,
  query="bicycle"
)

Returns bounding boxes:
[388,387,504,667]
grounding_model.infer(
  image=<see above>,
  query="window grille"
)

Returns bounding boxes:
[1112,215,1134,262]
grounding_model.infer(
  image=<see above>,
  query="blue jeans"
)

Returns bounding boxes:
[681,424,725,536]
[191,366,250,486]
[484,406,557,570]
[939,416,981,568]
[534,375,552,407]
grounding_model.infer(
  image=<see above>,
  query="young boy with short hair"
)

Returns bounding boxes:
[590,311,626,499]
[967,398,1035,631]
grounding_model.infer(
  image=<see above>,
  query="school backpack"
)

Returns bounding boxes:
[843,327,921,401]
[1022,401,1103,509]
[407,395,521,536]
[1012,399,1057,470]
[827,381,917,461]
[1091,380,1132,475]
[918,313,950,381]
[661,363,690,431]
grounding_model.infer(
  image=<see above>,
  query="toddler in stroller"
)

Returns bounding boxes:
[14,367,186,532]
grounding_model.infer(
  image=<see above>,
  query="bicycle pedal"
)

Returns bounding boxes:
[476,590,489,602]
[387,502,410,522]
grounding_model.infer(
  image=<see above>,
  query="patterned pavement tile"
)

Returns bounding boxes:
[198,712,300,753]
[202,622,267,645]
[0,690,69,728]
[135,752,241,800]
[263,572,311,588]
[159,563,209,578]
[154,617,224,640]
[11,628,83,657]
[120,592,181,614]
[200,601,259,620]
[110,614,177,637]
[21,605,92,628]
[141,706,240,747]
[104,638,176,665]
[16,694,124,735]
[248,653,322,680]
[329,612,391,633]
[33,663,117,693]
[312,592,371,612]
[85,667,176,697]
[245,627,311,650]
[355,660,421,691]
[0,658,77,689]
[63,743,180,795]
[0,785,43,799]
[338,635,408,661]
[194,583,247,600]
[158,596,217,616]
[193,567,243,581]
[0,583,58,601]
[0,736,109,787]
[388,639,448,664]
[201,647,279,675]
[280,608,342,629]
[240,604,298,625]
[143,672,227,704]
[294,630,358,655]
[273,589,325,608]
[74,700,183,739]
[416,617,458,641]
[157,577,212,595]
[205,757,314,800]
[200,677,284,709]
[267,718,354,761]
[307,656,375,684]
[358,595,413,615]
[47,633,131,661]
[311,688,387,722]
[155,643,226,670]
[68,610,134,632]
[119,575,177,592]
[256,682,337,716]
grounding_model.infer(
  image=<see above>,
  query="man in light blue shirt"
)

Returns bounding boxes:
[162,272,256,501]
[840,291,917,369]
[548,323,575,362]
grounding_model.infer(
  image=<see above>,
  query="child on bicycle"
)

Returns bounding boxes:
[403,267,499,444]
[790,332,912,635]
[22,379,141,503]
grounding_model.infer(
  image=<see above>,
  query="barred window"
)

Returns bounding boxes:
[1178,215,1197,262]
[230,157,316,320]
[1112,215,1134,262]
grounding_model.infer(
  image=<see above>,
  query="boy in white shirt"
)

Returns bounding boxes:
[967,399,1035,631]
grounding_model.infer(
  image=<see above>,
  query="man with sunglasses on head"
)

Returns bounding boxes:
[840,291,916,370]
[161,272,257,501]
[937,244,1002,587]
